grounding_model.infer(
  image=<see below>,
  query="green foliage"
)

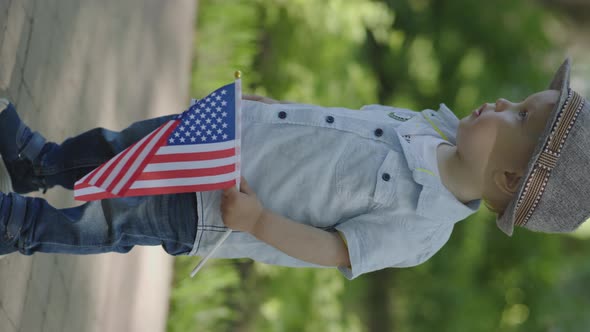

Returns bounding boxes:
[169,0,589,331]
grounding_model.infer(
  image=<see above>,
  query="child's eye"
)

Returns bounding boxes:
[518,110,528,119]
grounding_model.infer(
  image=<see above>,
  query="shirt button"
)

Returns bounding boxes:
[326,115,334,123]
[382,173,391,181]
[278,111,287,119]
[374,128,383,137]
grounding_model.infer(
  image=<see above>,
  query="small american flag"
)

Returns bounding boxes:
[74,80,242,201]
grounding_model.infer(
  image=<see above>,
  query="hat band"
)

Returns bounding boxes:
[514,90,585,227]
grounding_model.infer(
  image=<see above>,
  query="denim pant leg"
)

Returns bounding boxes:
[37,114,176,189]
[0,192,198,255]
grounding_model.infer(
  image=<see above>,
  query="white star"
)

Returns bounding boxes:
[216,107,221,112]
[196,119,201,124]
[184,120,190,125]
[190,125,196,131]
[185,131,191,137]
[221,101,227,106]
[206,97,211,102]
[206,118,212,124]
[211,92,216,96]
[200,125,206,130]
[201,136,207,141]
[190,137,196,142]
[212,135,218,141]
[216,95,221,101]
[206,129,212,135]
[200,113,206,119]
[206,107,211,113]
[196,130,202,136]
[169,138,175,143]
[210,101,216,107]
[180,126,185,131]
[180,137,186,143]
[174,132,180,137]
[221,90,227,95]
[216,118,222,123]
[189,114,195,119]
[211,113,217,118]
[211,124,217,129]
[217,129,222,134]
[222,134,228,140]
[221,111,227,117]
[222,123,228,128]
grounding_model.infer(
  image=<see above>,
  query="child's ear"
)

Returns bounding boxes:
[493,170,523,195]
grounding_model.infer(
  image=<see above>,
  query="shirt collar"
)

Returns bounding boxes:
[397,105,480,223]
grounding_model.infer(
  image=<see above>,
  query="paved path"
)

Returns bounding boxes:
[0,1,196,331]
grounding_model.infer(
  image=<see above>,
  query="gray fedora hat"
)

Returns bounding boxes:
[496,58,590,235]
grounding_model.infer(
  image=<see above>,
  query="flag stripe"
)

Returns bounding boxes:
[156,140,235,154]
[150,148,235,163]
[143,155,236,172]
[131,171,237,189]
[99,126,161,189]
[114,120,179,195]
[136,164,236,181]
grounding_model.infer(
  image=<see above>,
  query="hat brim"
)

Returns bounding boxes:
[495,58,572,236]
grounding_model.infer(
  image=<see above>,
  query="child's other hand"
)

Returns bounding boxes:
[220,176,264,233]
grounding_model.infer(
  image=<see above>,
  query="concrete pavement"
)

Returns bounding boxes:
[0,1,197,331]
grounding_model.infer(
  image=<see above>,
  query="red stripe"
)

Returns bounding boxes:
[93,142,134,187]
[117,120,180,195]
[124,179,237,196]
[74,182,93,190]
[135,164,236,181]
[151,148,235,163]
[106,123,170,193]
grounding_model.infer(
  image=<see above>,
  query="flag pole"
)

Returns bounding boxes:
[190,71,242,278]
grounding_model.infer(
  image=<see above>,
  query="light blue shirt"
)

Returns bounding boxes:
[189,100,480,279]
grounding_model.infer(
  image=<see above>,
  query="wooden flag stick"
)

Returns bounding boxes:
[191,71,242,278]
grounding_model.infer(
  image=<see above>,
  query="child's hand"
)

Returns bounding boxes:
[220,176,264,233]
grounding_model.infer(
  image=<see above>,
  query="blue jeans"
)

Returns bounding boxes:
[0,113,198,256]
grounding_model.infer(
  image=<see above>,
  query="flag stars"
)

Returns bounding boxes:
[206,129,212,135]
[221,90,227,95]
[206,118,212,124]
[216,118,222,123]
[217,129,222,134]
[221,101,227,106]
[190,137,196,142]
[184,120,190,125]
[210,101,217,107]
[201,136,207,141]
[185,131,191,137]
[222,134,228,140]
[190,125,196,131]
[206,107,211,113]
[211,124,217,129]
[222,123,228,128]
[216,95,221,101]
[221,111,227,117]
[180,137,186,143]
[174,132,180,137]
[216,107,221,113]
[168,138,175,143]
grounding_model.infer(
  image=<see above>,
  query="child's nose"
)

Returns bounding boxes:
[495,98,512,112]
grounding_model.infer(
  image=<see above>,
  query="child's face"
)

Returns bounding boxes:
[456,90,560,182]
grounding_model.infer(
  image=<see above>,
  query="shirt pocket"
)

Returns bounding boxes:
[373,150,401,206]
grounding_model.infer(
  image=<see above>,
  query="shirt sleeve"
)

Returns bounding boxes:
[335,210,452,280]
